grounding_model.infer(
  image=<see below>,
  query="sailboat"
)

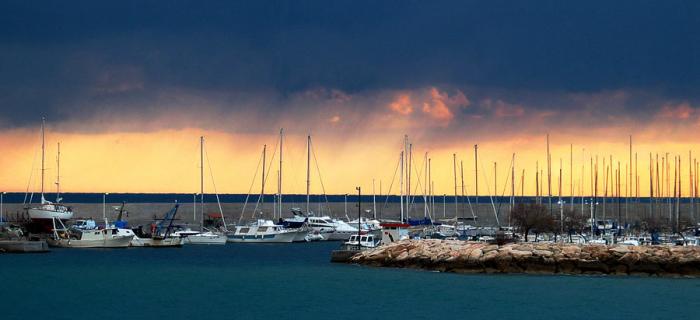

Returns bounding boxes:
[282,135,355,240]
[27,119,74,224]
[182,136,227,245]
[228,130,308,243]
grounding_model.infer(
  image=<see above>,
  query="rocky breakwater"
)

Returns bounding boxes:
[348,240,700,277]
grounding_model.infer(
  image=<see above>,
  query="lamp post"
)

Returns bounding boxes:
[103,193,109,221]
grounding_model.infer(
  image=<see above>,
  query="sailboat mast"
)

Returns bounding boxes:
[400,150,404,222]
[278,129,283,218]
[200,136,204,229]
[408,143,412,215]
[429,157,433,217]
[570,144,573,210]
[453,153,458,218]
[474,144,478,218]
[511,153,515,221]
[372,178,377,219]
[424,152,428,218]
[260,144,267,211]
[41,117,45,198]
[56,142,61,201]
[306,135,310,214]
[547,134,552,215]
[460,160,465,219]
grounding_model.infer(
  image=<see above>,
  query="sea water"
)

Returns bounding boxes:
[1,242,698,320]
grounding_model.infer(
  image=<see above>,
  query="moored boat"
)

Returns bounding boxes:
[48,218,133,248]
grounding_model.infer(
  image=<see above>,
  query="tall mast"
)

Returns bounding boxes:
[261,144,266,215]
[453,153,458,218]
[41,117,45,198]
[424,152,428,218]
[547,134,552,216]
[511,153,515,216]
[570,144,573,210]
[56,142,61,201]
[306,136,310,214]
[474,144,478,218]
[278,129,283,218]
[372,178,377,219]
[400,151,404,222]
[429,157,433,217]
[559,158,563,235]
[408,143,412,215]
[629,135,633,211]
[200,136,204,229]
[460,160,465,219]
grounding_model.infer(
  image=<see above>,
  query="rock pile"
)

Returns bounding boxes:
[349,240,700,277]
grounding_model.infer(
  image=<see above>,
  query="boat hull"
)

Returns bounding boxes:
[27,207,74,221]
[130,236,183,247]
[184,233,227,245]
[227,230,299,243]
[48,235,133,248]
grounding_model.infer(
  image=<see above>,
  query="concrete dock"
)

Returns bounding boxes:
[0,240,50,253]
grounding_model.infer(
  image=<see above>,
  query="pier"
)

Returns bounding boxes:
[342,240,700,277]
[0,240,49,253]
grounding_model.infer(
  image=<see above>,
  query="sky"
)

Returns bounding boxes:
[1,1,699,196]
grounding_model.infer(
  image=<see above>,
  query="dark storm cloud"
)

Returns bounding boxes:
[0,0,699,128]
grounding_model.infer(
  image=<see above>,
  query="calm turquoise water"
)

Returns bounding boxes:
[1,242,698,320]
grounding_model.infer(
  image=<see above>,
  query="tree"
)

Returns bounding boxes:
[562,208,586,242]
[511,203,554,242]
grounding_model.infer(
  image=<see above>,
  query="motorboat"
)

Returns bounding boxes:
[48,218,133,248]
[227,219,305,243]
[341,234,380,251]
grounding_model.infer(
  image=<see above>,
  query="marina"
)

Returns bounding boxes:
[2,1,700,319]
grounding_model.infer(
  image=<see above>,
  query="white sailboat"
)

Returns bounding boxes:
[27,119,74,222]
[184,136,227,245]
[228,131,307,243]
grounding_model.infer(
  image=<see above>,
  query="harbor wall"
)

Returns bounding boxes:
[1,201,696,228]
[348,240,700,277]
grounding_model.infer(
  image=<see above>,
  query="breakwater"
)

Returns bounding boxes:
[347,240,700,277]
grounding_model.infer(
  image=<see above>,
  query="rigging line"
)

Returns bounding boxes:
[478,153,500,226]
[23,145,40,206]
[409,152,428,216]
[204,144,227,231]
[238,148,264,225]
[382,152,401,211]
[309,139,332,215]
[251,137,280,219]
[495,155,515,215]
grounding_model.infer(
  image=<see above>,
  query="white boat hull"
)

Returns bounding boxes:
[28,207,74,221]
[227,230,300,243]
[184,233,227,245]
[48,235,133,248]
[130,236,184,247]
